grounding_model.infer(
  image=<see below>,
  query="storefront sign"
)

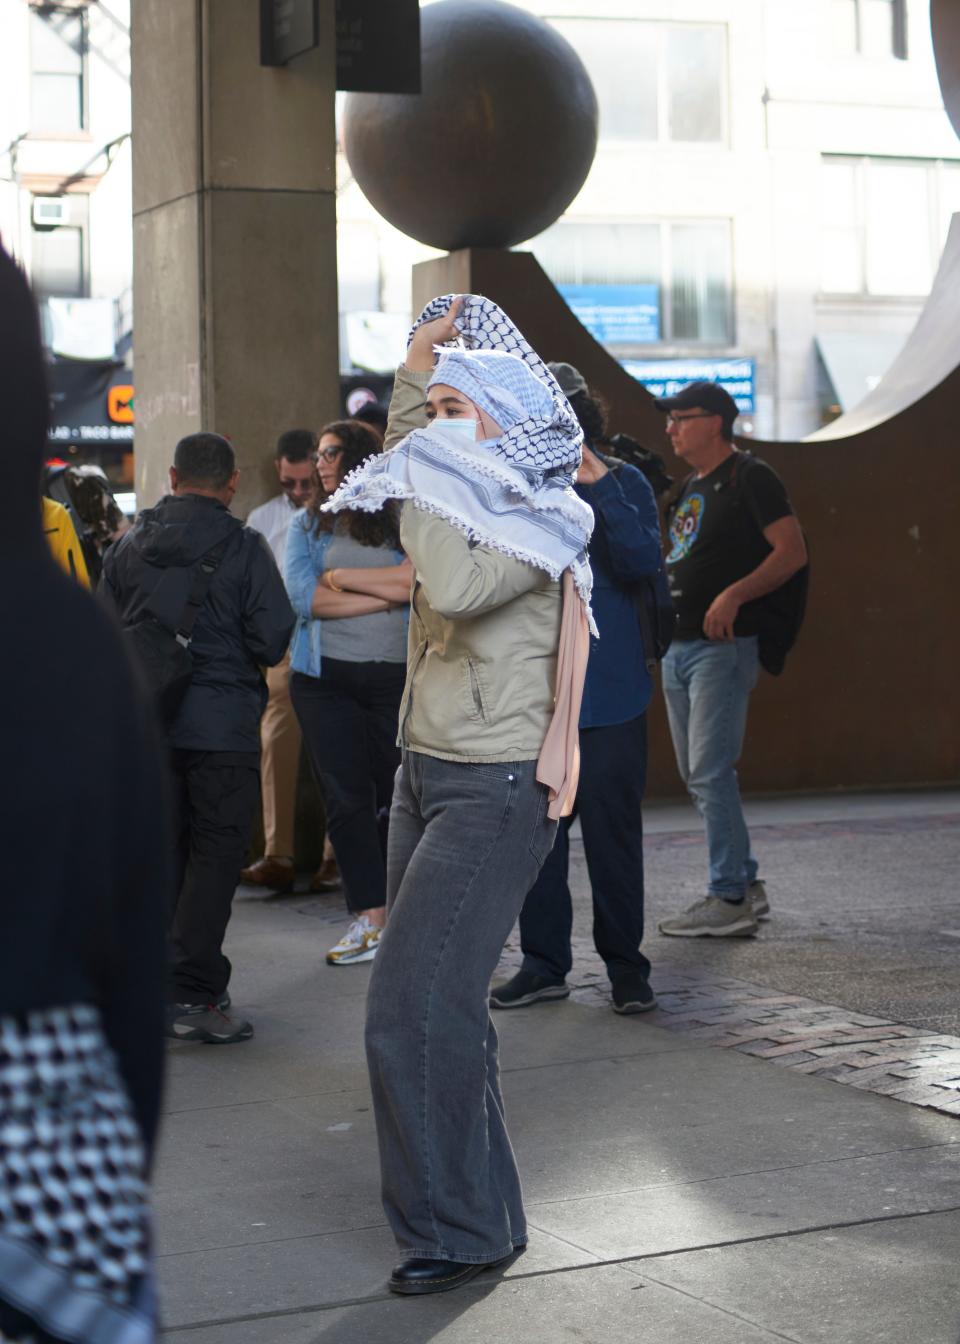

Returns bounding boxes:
[47,362,134,444]
[559,284,660,345]
[107,385,134,424]
[622,357,756,412]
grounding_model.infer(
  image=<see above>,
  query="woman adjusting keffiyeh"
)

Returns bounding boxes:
[325,293,596,823]
[323,294,594,1296]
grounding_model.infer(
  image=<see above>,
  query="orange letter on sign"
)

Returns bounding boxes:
[108,385,135,423]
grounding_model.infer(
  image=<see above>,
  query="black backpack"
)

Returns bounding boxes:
[123,535,232,724]
[605,460,677,670]
[634,558,676,672]
[731,453,809,677]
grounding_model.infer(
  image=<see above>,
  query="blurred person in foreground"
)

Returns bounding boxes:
[0,248,167,1341]
[655,383,806,937]
[101,433,294,1043]
[241,429,342,896]
[491,362,663,1015]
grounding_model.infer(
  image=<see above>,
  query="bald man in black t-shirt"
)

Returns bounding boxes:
[653,383,807,938]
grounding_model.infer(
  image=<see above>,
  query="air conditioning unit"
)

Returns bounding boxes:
[33,197,69,227]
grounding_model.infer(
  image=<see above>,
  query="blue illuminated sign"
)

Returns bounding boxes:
[622,358,755,413]
[559,284,660,345]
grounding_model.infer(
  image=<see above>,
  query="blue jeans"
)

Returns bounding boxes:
[661,637,760,900]
[365,751,557,1263]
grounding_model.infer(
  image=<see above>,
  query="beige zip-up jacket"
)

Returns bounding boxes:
[386,365,561,763]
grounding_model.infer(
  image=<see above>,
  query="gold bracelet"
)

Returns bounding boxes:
[325,569,344,593]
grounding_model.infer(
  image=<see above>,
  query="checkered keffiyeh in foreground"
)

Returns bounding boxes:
[323,294,596,625]
[0,1005,154,1344]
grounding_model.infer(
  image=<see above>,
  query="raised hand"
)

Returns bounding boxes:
[405,297,465,372]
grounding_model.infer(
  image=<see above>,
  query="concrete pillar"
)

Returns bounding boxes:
[131,0,339,516]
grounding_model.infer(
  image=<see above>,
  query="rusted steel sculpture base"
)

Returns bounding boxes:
[413,245,958,796]
[347,0,959,794]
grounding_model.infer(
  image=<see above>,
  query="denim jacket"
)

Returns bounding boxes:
[283,510,405,678]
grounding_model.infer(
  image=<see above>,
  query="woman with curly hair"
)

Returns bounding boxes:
[284,419,412,965]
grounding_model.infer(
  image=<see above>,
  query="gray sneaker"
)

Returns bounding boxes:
[749,880,770,920]
[166,1003,254,1043]
[658,896,759,938]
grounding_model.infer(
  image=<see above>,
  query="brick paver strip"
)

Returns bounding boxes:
[495,946,960,1118]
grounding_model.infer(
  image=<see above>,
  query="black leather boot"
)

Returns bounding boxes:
[388,1253,513,1296]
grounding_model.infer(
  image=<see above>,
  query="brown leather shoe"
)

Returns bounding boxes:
[310,858,341,892]
[239,856,295,891]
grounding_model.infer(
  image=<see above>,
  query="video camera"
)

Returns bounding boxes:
[602,433,674,498]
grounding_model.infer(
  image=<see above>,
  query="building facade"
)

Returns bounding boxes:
[336,0,960,440]
[0,0,134,484]
[3,0,956,459]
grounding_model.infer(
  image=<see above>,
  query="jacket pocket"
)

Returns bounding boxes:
[460,657,491,724]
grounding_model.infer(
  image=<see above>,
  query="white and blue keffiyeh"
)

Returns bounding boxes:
[322,294,595,624]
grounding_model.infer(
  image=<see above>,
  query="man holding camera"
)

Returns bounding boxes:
[491,363,664,1015]
[655,383,806,938]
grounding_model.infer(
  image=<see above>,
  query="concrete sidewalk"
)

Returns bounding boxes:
[157,791,960,1342]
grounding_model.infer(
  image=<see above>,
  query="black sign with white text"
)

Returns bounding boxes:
[336,0,420,93]
[260,0,319,67]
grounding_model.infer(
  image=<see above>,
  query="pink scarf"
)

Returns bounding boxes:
[536,570,591,820]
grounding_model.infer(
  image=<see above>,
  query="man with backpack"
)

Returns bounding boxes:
[655,382,807,938]
[101,433,294,1042]
[491,363,665,1015]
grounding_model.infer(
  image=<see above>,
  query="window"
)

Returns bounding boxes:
[830,0,908,60]
[527,219,734,347]
[671,224,732,343]
[548,19,726,144]
[32,196,88,298]
[820,157,960,297]
[30,6,87,133]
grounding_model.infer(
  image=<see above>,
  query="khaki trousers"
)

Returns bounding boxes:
[260,652,301,859]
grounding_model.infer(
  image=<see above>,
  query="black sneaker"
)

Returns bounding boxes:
[490,971,569,1009]
[611,975,657,1015]
[166,1003,253,1043]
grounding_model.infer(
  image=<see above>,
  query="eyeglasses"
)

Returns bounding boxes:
[318,447,344,463]
[665,412,717,427]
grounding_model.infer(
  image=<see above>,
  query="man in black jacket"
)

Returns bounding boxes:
[102,433,295,1043]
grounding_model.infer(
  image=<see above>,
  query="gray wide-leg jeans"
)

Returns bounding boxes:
[365,750,557,1263]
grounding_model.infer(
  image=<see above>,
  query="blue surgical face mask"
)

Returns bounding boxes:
[430,417,480,444]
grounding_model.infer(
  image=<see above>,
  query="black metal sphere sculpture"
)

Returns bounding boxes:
[342,0,599,252]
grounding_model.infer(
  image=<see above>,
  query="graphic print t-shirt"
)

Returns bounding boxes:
[665,452,793,640]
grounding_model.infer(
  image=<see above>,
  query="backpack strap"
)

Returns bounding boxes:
[173,534,234,647]
[607,460,676,669]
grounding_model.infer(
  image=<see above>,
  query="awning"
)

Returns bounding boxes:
[815,331,908,412]
[344,311,411,374]
[46,298,116,360]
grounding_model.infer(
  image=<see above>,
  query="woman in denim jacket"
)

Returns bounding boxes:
[284,419,411,965]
